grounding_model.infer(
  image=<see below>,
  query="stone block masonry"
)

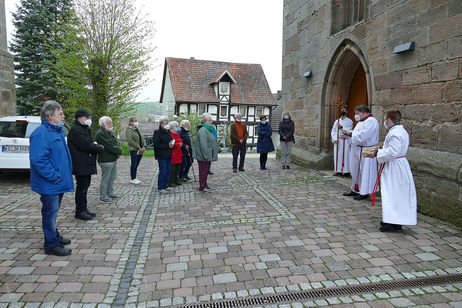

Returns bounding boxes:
[0,0,16,116]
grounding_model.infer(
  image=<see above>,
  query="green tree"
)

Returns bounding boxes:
[54,0,155,134]
[10,0,74,115]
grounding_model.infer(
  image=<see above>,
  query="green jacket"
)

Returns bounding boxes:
[125,126,146,151]
[192,125,218,162]
[95,128,123,163]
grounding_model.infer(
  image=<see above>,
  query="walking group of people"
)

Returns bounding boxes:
[331,104,417,233]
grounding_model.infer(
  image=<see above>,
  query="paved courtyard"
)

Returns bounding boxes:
[0,155,461,307]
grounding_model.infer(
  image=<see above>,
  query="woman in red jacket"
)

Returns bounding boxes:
[169,121,183,187]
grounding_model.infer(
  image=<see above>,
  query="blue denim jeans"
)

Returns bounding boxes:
[40,193,63,250]
[178,154,191,178]
[130,150,143,180]
[157,159,172,190]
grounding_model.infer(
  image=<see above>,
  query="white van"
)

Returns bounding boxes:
[0,116,41,170]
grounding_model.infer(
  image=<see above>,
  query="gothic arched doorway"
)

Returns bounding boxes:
[320,40,372,150]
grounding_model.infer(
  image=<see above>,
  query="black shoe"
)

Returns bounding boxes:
[85,209,96,217]
[282,165,286,169]
[75,211,92,221]
[342,173,351,178]
[343,191,359,196]
[380,224,403,232]
[286,165,290,169]
[185,175,191,180]
[333,172,342,176]
[353,194,369,200]
[239,168,245,172]
[169,183,177,187]
[60,238,71,245]
[178,177,187,183]
[175,182,183,186]
[208,171,214,175]
[233,169,237,173]
[45,246,72,256]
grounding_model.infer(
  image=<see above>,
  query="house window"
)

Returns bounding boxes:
[190,104,197,114]
[219,82,230,95]
[263,107,270,116]
[220,105,228,119]
[208,104,218,121]
[230,106,238,116]
[198,104,206,115]
[239,106,247,118]
[179,104,188,114]
[256,107,263,119]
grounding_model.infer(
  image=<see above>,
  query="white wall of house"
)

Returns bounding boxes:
[161,67,176,117]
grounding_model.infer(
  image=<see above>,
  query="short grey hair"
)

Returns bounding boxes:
[128,116,137,124]
[99,116,111,128]
[158,116,169,124]
[168,121,178,129]
[40,100,62,121]
[201,113,212,124]
[180,119,190,127]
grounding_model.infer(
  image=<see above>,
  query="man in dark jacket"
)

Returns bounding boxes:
[67,109,104,220]
[153,116,173,193]
[178,120,192,182]
[30,100,74,256]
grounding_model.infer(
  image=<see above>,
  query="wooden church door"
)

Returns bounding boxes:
[347,66,368,126]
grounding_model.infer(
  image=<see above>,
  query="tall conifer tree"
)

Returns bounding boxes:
[10,0,73,115]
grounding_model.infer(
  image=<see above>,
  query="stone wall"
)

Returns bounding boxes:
[282,0,462,227]
[0,0,16,116]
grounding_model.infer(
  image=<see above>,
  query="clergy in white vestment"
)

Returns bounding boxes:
[331,105,353,177]
[342,105,379,200]
[368,110,417,232]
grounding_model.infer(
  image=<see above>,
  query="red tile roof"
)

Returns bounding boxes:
[161,57,277,106]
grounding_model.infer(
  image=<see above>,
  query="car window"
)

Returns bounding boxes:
[25,122,41,137]
[0,121,40,138]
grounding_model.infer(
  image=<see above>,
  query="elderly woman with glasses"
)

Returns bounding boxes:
[192,113,218,192]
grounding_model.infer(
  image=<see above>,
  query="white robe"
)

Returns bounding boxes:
[377,125,417,225]
[350,116,379,195]
[331,117,353,173]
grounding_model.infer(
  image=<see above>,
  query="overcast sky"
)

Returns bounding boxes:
[5,0,283,102]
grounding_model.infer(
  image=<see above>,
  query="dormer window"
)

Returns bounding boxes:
[219,82,230,95]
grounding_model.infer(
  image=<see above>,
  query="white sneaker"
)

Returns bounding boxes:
[130,179,141,184]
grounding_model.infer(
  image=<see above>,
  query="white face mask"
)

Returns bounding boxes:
[84,119,92,126]
[164,124,170,130]
[383,120,390,130]
[133,121,139,128]
[354,114,361,121]
[235,118,241,122]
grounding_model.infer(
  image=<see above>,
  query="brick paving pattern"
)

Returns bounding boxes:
[0,155,461,307]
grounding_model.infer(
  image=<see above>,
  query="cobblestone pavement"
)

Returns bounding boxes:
[0,155,461,307]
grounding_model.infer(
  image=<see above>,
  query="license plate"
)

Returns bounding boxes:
[2,145,29,153]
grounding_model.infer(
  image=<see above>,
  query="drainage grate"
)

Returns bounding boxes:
[176,274,462,308]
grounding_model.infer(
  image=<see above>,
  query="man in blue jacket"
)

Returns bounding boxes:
[30,100,74,256]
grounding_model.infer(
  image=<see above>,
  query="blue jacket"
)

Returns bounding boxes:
[29,121,74,195]
[257,122,275,153]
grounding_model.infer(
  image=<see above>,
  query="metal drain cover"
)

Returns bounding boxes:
[176,273,462,308]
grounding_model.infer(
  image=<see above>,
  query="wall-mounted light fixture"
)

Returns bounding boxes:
[393,42,415,54]
[303,71,312,78]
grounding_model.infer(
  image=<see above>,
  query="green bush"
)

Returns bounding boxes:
[121,143,154,157]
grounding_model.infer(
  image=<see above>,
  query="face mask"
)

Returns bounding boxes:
[175,128,180,132]
[340,111,347,117]
[383,120,390,130]
[57,121,64,127]
[236,119,241,122]
[283,115,289,120]
[133,122,139,128]
[84,119,92,126]
[164,124,170,130]
[354,114,361,121]
[261,120,267,125]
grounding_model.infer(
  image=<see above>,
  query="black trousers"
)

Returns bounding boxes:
[75,175,91,213]
[260,153,268,167]
[232,145,246,170]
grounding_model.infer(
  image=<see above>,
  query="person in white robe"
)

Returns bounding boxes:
[331,105,353,177]
[342,104,379,200]
[368,110,417,232]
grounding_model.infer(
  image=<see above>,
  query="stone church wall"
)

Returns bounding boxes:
[0,0,16,117]
[282,0,462,227]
